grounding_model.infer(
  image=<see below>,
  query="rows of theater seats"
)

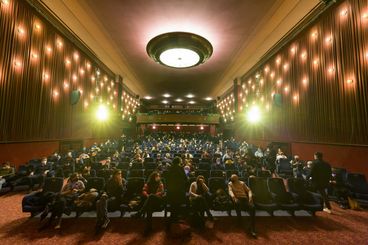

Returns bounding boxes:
[20,153,368,219]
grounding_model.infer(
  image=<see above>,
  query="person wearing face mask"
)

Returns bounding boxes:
[228,174,256,238]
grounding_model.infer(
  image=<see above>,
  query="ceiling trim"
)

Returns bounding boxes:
[212,0,320,97]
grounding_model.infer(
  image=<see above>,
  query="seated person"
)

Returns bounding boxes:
[96,170,126,231]
[254,147,264,158]
[0,162,14,190]
[201,150,211,160]
[222,150,233,163]
[290,155,303,178]
[276,148,287,161]
[28,157,51,190]
[131,171,165,235]
[228,174,256,238]
[40,173,85,229]
[130,154,144,169]
[61,152,76,177]
[189,175,213,227]
[302,161,313,180]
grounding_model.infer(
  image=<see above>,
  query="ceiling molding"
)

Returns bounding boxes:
[212,0,320,97]
[40,0,146,96]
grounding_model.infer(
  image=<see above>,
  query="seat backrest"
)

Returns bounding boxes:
[287,178,307,195]
[248,177,273,203]
[126,177,145,196]
[117,162,130,170]
[128,169,145,178]
[43,177,64,193]
[144,157,154,163]
[210,170,225,178]
[208,177,227,193]
[226,170,240,179]
[332,167,347,184]
[268,178,287,196]
[278,159,292,170]
[144,162,158,170]
[198,163,211,170]
[195,170,209,179]
[86,177,105,191]
[347,173,368,193]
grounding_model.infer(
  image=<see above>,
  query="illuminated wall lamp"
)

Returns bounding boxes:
[346,79,354,84]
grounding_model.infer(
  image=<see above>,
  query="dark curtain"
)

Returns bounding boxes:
[0,0,120,142]
[238,0,368,145]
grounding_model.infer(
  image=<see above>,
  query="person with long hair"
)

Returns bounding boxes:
[189,175,213,228]
[132,171,165,235]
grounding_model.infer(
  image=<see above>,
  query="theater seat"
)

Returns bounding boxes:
[276,159,293,178]
[287,178,323,215]
[346,173,368,206]
[22,177,63,216]
[267,178,300,214]
[120,177,145,215]
[248,177,278,215]
[208,177,232,215]
[75,177,106,217]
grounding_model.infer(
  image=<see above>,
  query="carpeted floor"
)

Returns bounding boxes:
[0,191,367,245]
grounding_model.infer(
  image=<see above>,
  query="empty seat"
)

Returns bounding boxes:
[287,178,323,214]
[22,177,64,216]
[267,178,300,213]
[85,177,105,191]
[276,159,293,177]
[195,170,210,180]
[208,177,232,214]
[346,173,368,205]
[248,177,278,215]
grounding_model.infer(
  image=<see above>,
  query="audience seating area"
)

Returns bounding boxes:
[0,133,367,231]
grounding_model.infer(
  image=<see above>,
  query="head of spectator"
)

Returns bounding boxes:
[314,152,323,160]
[172,157,182,166]
[41,157,47,166]
[230,174,239,184]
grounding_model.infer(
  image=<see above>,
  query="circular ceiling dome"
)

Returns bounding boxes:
[146,32,213,69]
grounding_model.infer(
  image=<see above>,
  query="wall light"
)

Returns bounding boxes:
[34,22,41,31]
[17,26,25,36]
[31,52,38,60]
[340,8,348,17]
[1,0,10,5]
[301,52,307,60]
[325,35,333,45]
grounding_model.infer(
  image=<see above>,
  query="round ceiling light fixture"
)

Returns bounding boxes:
[146,32,213,68]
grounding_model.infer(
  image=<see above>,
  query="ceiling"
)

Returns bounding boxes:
[41,0,320,105]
